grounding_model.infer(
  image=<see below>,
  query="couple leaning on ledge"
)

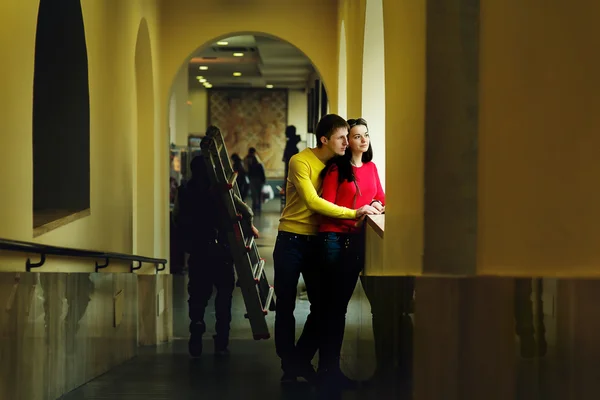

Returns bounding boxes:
[274,114,409,391]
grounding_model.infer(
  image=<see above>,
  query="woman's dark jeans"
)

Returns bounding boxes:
[318,231,365,371]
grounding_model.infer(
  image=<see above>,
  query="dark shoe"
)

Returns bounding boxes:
[188,322,205,358]
[215,348,230,357]
[296,362,318,384]
[213,334,230,357]
[280,372,297,385]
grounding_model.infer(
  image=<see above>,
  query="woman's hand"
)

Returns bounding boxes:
[356,204,380,218]
[371,201,385,213]
[251,225,260,238]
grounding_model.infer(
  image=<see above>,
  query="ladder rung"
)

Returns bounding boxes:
[245,235,254,251]
[227,171,238,188]
[263,286,275,315]
[253,259,265,282]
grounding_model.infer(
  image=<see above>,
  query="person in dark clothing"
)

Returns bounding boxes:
[231,153,249,201]
[283,125,301,185]
[244,148,266,212]
[174,155,257,357]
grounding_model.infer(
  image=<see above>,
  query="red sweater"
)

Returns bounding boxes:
[319,161,385,234]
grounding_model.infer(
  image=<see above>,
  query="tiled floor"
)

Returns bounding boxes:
[63,200,409,400]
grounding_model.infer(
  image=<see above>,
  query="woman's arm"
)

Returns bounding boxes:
[373,163,386,205]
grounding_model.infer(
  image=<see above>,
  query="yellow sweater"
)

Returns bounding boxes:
[279,148,357,235]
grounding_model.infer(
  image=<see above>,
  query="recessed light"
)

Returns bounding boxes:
[233,52,244,57]
[199,66,208,70]
[217,41,228,46]
[196,76,204,80]
[203,81,210,86]
[233,72,242,77]
[205,84,213,88]
[199,78,207,83]
[266,84,274,89]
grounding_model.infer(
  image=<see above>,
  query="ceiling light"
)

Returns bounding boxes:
[233,52,244,57]
[203,81,211,87]
[196,76,204,80]
[233,72,242,77]
[217,41,228,46]
[266,84,274,89]
[205,84,213,88]
[199,78,207,83]
[199,66,208,70]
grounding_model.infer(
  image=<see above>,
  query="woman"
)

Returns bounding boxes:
[317,117,385,388]
[231,153,249,200]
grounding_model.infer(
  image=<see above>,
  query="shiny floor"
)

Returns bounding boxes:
[62,200,409,399]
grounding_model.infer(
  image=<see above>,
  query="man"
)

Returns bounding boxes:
[174,155,258,357]
[273,114,379,383]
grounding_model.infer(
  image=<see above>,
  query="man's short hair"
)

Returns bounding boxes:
[315,114,349,147]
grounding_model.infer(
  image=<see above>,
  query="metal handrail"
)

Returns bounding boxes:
[0,238,167,273]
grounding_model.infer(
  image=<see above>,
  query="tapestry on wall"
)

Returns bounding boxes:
[208,89,288,178]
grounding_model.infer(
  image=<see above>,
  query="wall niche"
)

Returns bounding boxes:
[32,0,90,234]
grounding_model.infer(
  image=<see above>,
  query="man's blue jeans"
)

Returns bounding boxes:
[273,231,323,373]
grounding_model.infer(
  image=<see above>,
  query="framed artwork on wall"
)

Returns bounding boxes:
[208,89,288,178]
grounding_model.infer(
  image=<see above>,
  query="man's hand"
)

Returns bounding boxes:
[356,204,379,218]
[251,225,260,238]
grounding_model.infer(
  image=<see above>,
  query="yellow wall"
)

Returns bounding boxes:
[0,0,165,272]
[336,0,426,275]
[158,0,339,120]
[338,0,367,117]
[188,87,208,136]
[381,0,427,275]
[478,0,600,276]
[172,64,190,146]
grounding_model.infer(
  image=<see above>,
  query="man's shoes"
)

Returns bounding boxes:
[213,334,230,357]
[188,321,206,358]
[296,362,318,384]
[280,363,316,385]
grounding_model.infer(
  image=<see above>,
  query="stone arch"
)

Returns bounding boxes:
[166,31,332,110]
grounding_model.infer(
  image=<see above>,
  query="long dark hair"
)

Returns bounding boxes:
[320,118,373,183]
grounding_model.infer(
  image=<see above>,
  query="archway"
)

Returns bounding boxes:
[166,32,328,271]
[338,21,348,119]
[166,32,329,182]
[361,0,386,187]
[133,19,156,257]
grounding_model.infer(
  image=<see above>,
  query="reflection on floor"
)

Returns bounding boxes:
[63,199,410,399]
